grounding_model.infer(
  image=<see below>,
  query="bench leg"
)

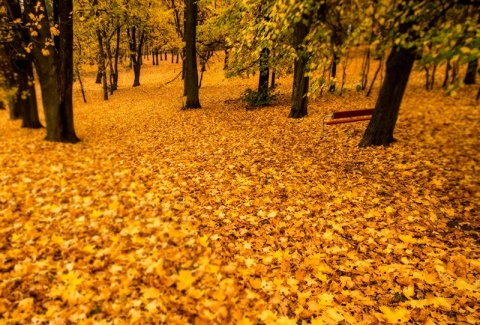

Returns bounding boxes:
[321,114,333,138]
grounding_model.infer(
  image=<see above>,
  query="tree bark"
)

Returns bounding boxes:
[359,46,416,147]
[52,0,79,142]
[23,0,79,142]
[257,47,270,100]
[129,26,145,87]
[17,59,42,128]
[184,0,201,108]
[329,54,339,92]
[96,30,108,100]
[289,19,310,119]
[464,59,478,84]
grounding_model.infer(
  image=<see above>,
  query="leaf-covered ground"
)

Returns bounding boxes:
[1,55,479,324]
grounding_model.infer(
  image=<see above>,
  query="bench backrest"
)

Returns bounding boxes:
[332,108,374,119]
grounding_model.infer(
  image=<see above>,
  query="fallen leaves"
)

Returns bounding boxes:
[0,56,479,324]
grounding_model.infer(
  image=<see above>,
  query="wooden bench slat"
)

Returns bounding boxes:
[325,116,371,125]
[331,108,374,119]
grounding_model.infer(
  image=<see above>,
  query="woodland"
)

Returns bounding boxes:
[1,0,480,324]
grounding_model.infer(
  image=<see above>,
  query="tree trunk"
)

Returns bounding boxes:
[51,0,79,142]
[129,27,145,87]
[95,69,102,84]
[133,63,141,87]
[17,0,78,142]
[289,19,310,119]
[257,47,270,100]
[17,59,42,128]
[442,61,451,88]
[359,46,416,147]
[113,25,120,91]
[96,30,108,100]
[329,54,339,92]
[184,0,201,108]
[464,59,478,85]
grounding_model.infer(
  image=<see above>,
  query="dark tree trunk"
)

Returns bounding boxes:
[9,95,22,120]
[113,26,120,90]
[464,59,478,85]
[17,59,42,128]
[95,69,102,84]
[258,47,270,100]
[271,71,276,88]
[133,63,141,86]
[129,26,145,87]
[176,52,179,63]
[50,0,78,142]
[8,0,77,141]
[329,54,339,92]
[96,30,108,100]
[289,19,310,119]
[442,61,451,88]
[184,0,201,108]
[165,51,167,60]
[359,46,416,147]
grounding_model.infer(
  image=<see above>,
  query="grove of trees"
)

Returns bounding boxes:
[1,0,479,146]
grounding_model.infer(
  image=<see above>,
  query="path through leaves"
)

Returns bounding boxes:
[1,57,479,324]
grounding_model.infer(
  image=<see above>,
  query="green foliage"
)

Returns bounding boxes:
[241,87,277,109]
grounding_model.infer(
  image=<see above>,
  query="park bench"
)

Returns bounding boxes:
[321,108,374,137]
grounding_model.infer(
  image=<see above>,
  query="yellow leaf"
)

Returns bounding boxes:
[377,306,410,323]
[142,287,161,299]
[403,285,415,298]
[176,270,195,291]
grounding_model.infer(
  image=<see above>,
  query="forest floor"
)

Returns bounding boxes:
[1,53,479,324]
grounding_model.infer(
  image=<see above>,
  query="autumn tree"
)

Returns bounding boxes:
[359,0,479,147]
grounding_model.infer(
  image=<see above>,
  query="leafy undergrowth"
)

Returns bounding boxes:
[1,56,479,324]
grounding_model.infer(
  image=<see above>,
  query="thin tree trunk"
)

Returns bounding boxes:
[130,27,145,87]
[442,61,451,88]
[258,47,270,100]
[96,30,108,100]
[113,25,120,90]
[361,47,370,90]
[271,71,275,88]
[366,56,383,97]
[430,64,437,90]
[329,54,339,92]
[76,65,87,103]
[184,0,201,108]
[359,46,416,147]
[424,66,430,90]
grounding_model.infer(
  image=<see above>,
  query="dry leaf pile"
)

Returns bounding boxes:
[0,56,479,324]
